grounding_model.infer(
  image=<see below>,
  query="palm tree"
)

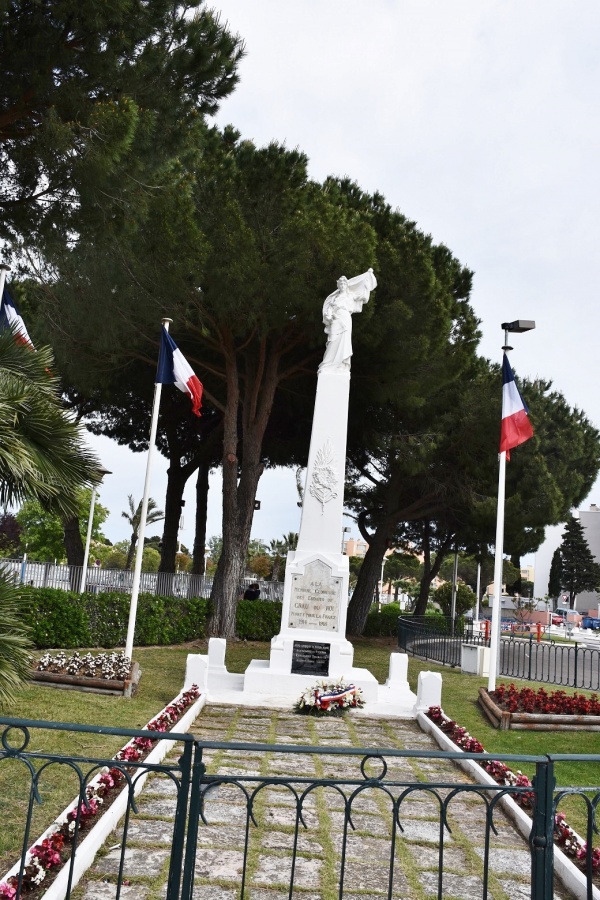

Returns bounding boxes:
[0,329,99,704]
[269,532,299,582]
[122,495,164,569]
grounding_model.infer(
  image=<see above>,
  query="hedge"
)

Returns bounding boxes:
[21,586,284,649]
[363,603,402,637]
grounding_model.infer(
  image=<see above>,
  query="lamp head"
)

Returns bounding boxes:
[501,320,536,333]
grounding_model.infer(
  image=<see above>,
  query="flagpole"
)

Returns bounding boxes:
[124,317,173,662]
[488,450,506,692]
[487,319,536,692]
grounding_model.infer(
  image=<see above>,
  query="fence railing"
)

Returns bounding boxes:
[2,716,599,899]
[398,615,490,668]
[0,557,283,602]
[399,616,600,690]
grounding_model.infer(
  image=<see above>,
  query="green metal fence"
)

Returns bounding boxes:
[0,717,599,899]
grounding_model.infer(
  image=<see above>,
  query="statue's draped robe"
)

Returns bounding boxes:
[319,270,377,372]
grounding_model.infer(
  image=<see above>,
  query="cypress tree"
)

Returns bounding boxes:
[548,547,562,599]
[559,517,600,608]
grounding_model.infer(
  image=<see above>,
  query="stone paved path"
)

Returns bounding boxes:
[74,706,573,900]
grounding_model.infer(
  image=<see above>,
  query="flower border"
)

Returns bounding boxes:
[426,705,600,877]
[0,685,201,899]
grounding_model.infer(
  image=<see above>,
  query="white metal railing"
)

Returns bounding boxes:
[0,558,283,602]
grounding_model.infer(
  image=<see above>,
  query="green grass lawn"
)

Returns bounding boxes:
[0,637,598,873]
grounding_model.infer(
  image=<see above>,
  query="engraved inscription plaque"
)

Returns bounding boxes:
[288,559,341,632]
[291,641,331,676]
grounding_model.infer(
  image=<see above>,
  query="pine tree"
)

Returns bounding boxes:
[548,547,563,599]
[559,517,600,608]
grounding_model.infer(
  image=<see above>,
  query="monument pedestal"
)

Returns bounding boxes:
[243,548,379,701]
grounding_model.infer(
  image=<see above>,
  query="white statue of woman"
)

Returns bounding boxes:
[318,268,377,373]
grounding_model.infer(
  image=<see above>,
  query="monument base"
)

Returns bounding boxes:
[243,657,379,702]
[183,639,417,715]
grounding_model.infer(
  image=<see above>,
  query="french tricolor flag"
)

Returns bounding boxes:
[156,326,202,417]
[0,287,35,348]
[500,353,533,459]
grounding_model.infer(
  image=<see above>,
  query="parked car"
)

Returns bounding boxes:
[551,608,569,625]
[581,616,600,631]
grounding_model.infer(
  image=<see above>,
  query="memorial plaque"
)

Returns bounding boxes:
[288,559,341,632]
[291,640,331,676]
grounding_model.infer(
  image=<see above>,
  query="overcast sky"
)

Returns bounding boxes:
[91,1,600,565]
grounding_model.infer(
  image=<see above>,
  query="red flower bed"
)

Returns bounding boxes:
[0,685,201,898]
[427,705,600,878]
[492,683,600,716]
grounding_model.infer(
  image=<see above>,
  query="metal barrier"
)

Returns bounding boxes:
[501,635,600,691]
[398,615,489,668]
[0,558,283,602]
[2,717,600,899]
[399,616,600,690]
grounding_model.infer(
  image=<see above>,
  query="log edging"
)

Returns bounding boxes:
[478,686,600,731]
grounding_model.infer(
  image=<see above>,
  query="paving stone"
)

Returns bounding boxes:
[192,886,238,900]
[143,774,179,796]
[195,849,245,880]
[474,846,532,876]
[246,892,321,900]
[260,829,323,854]
[252,853,322,888]
[262,804,319,828]
[79,881,150,900]
[341,834,396,860]
[418,871,484,898]
[117,817,176,844]
[198,801,249,824]
[215,766,261,777]
[407,844,468,870]
[134,797,177,817]
[395,818,453,843]
[263,788,317,808]
[195,824,249,849]
[329,809,390,834]
[93,847,170,877]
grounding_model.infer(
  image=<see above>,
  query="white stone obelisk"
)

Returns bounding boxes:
[244,270,378,699]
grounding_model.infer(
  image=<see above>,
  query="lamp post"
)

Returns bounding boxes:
[80,466,112,593]
[488,319,535,692]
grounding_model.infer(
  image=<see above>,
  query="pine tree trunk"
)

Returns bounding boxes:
[192,463,210,576]
[208,341,278,638]
[159,466,188,573]
[412,521,432,617]
[63,515,84,592]
[346,532,389,635]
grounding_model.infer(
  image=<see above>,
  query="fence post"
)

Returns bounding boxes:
[528,634,533,682]
[573,643,579,689]
[180,742,207,900]
[530,758,555,900]
[165,739,193,900]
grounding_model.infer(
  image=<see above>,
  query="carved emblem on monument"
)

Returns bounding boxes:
[308,441,338,512]
[288,559,342,632]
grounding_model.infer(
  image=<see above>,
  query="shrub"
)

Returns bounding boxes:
[363,603,401,637]
[236,600,282,641]
[22,587,92,648]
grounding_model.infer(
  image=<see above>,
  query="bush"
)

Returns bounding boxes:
[23,587,92,648]
[236,599,282,641]
[22,587,288,648]
[363,603,401,637]
[22,586,209,649]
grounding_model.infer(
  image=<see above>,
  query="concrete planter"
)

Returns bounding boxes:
[31,662,142,697]
[0,690,206,900]
[418,710,600,900]
[478,687,600,731]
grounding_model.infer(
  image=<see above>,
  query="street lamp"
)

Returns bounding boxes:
[80,466,112,593]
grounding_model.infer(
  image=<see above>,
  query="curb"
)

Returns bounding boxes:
[417,710,600,900]
[2,690,206,900]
